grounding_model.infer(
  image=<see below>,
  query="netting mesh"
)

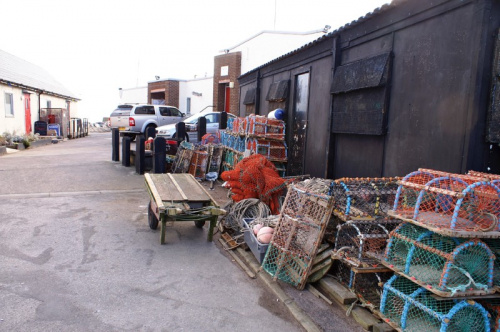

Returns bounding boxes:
[246,138,287,161]
[334,220,399,265]
[171,141,195,173]
[188,149,208,179]
[383,223,495,296]
[246,115,285,140]
[468,170,500,181]
[478,299,500,331]
[391,174,500,236]
[261,184,334,289]
[332,259,392,309]
[380,275,491,332]
[331,177,400,221]
[207,144,224,174]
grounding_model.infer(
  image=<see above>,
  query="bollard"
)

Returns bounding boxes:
[176,122,186,142]
[220,111,228,130]
[153,137,166,173]
[146,126,156,139]
[122,136,131,167]
[112,128,119,161]
[198,116,207,142]
[135,136,146,174]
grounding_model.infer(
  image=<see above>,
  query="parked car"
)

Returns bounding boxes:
[156,111,235,142]
[120,104,185,141]
[109,104,134,129]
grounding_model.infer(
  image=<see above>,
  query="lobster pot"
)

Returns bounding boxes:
[483,239,500,288]
[262,185,335,289]
[188,149,209,179]
[226,117,235,131]
[220,131,229,147]
[171,141,195,173]
[419,168,490,185]
[384,223,495,297]
[330,177,401,221]
[390,176,500,237]
[222,149,234,172]
[332,258,392,309]
[207,144,224,174]
[478,299,500,332]
[236,136,246,152]
[246,115,285,140]
[334,220,400,264]
[380,275,490,332]
[469,170,500,181]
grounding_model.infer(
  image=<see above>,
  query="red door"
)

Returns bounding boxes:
[24,93,32,134]
[224,86,231,112]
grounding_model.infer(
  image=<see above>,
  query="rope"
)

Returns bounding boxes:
[221,198,271,232]
[445,264,489,295]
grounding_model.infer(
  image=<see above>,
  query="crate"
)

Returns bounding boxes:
[330,177,400,221]
[246,114,285,140]
[383,222,495,297]
[261,184,335,289]
[242,218,269,264]
[390,174,500,237]
[246,138,287,161]
[188,149,209,180]
[380,275,491,331]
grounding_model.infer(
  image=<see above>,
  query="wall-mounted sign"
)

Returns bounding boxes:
[220,66,228,76]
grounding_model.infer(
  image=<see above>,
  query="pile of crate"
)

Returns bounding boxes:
[221,115,287,174]
[171,141,224,180]
[329,177,402,309]
[371,169,500,331]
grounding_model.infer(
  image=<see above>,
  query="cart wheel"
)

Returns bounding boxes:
[194,220,206,228]
[148,202,159,230]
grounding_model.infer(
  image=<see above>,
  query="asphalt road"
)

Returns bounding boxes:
[0,133,303,331]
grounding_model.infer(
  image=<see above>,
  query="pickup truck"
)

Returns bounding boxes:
[119,104,185,140]
[109,104,133,129]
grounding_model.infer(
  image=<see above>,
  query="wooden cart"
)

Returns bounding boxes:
[144,173,226,244]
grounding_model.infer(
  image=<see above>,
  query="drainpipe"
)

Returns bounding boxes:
[255,70,261,116]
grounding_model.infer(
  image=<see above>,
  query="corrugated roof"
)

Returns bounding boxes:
[240,0,400,77]
[0,49,78,99]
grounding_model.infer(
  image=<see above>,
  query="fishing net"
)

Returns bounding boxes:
[261,183,335,289]
[478,299,500,331]
[383,223,495,297]
[332,259,392,310]
[380,275,491,331]
[391,173,500,236]
[330,177,400,221]
[221,154,285,214]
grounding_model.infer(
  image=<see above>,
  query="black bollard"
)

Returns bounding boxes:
[135,136,146,175]
[153,137,166,174]
[176,122,186,142]
[112,128,119,161]
[122,136,131,167]
[220,111,228,130]
[198,116,206,142]
[146,126,156,139]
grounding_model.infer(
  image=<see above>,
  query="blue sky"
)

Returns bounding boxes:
[0,0,389,121]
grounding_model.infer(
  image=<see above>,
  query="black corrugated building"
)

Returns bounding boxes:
[238,0,500,178]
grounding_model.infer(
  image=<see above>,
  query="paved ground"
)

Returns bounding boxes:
[0,132,365,332]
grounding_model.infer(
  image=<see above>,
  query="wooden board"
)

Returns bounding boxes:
[147,173,212,203]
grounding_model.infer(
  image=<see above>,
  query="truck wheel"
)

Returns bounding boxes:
[145,125,156,138]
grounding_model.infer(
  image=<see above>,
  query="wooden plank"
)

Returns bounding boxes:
[351,306,381,331]
[144,173,165,211]
[149,174,184,202]
[172,174,211,202]
[316,276,357,305]
[168,173,188,200]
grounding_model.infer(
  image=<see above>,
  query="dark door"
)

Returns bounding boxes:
[288,72,310,175]
[24,93,31,134]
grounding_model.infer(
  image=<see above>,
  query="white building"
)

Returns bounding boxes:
[0,49,79,136]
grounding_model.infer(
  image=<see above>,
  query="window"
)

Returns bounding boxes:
[47,100,52,108]
[159,107,171,116]
[204,113,219,124]
[4,93,14,116]
[169,107,182,117]
[134,106,155,115]
[186,97,191,115]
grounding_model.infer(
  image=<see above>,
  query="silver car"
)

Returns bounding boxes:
[156,111,235,142]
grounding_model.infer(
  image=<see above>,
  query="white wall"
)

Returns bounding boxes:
[179,77,213,115]
[118,86,148,104]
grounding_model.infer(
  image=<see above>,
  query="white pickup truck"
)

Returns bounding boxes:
[113,104,185,141]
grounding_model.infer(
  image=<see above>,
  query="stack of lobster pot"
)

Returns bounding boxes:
[375,169,500,331]
[329,177,401,310]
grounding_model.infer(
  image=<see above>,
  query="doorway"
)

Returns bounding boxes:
[288,72,310,176]
[24,93,31,134]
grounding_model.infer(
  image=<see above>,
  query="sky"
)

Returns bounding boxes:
[1,0,390,122]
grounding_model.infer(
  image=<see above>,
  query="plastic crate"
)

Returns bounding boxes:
[242,218,269,264]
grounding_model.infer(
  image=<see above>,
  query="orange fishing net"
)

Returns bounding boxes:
[221,154,285,214]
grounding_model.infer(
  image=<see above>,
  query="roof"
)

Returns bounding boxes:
[240,0,400,77]
[0,49,78,100]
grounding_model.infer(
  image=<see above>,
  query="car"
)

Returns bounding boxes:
[120,104,185,140]
[156,111,236,142]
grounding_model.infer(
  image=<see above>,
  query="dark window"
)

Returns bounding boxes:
[169,107,182,117]
[4,93,14,116]
[159,107,171,116]
[134,106,155,115]
[266,80,289,102]
[205,113,219,124]
[243,88,256,105]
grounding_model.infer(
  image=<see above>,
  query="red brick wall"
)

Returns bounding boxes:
[148,80,180,107]
[213,52,241,115]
